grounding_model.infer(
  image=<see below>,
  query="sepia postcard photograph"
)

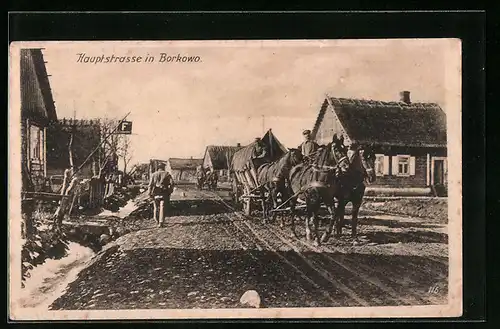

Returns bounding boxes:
[8,39,462,320]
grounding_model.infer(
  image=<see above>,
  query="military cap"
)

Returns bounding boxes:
[302,130,312,135]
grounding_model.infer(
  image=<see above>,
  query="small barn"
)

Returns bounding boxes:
[20,48,58,192]
[166,158,204,183]
[311,92,448,196]
[202,145,243,181]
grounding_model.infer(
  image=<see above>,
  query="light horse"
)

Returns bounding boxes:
[322,142,377,242]
[256,148,303,223]
[196,166,206,190]
[287,141,350,246]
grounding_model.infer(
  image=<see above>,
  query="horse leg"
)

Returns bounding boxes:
[304,207,313,241]
[289,199,299,239]
[269,183,278,225]
[274,183,284,227]
[321,204,335,243]
[312,212,321,246]
[334,202,345,237]
[351,198,362,239]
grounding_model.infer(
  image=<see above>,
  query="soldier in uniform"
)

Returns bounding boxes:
[195,165,205,189]
[252,137,268,159]
[298,130,320,163]
[249,137,268,188]
[148,162,175,228]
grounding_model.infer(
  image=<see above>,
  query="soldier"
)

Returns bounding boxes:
[252,137,268,159]
[298,130,320,162]
[148,162,175,228]
[195,165,205,190]
[249,137,268,188]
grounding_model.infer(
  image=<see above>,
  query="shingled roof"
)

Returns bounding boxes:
[312,96,447,148]
[168,158,203,170]
[203,145,242,170]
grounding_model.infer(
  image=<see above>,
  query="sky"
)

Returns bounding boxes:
[39,39,457,167]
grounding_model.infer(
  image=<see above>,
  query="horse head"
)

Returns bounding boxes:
[288,148,304,167]
[312,142,349,177]
[347,143,377,184]
[331,141,350,174]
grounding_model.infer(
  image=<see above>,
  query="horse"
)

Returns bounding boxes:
[196,166,206,190]
[325,144,377,240]
[256,148,303,223]
[287,141,350,246]
[208,170,218,190]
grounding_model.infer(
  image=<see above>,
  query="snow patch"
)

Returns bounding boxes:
[97,199,138,219]
[14,242,95,311]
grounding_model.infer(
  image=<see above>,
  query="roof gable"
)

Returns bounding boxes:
[168,158,203,170]
[314,96,447,148]
[204,145,242,170]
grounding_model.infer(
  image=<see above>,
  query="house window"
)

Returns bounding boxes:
[398,157,410,175]
[29,124,44,162]
[374,154,389,176]
[392,155,416,177]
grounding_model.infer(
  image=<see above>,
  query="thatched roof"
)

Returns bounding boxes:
[168,158,203,170]
[312,96,447,148]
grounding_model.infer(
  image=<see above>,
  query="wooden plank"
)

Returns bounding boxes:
[22,191,71,198]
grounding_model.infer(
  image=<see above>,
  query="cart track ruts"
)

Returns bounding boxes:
[200,190,372,306]
[197,191,347,305]
[201,189,448,307]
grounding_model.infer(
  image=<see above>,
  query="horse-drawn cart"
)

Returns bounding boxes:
[230,129,288,216]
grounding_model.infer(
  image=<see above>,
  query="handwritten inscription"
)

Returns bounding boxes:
[428,284,441,295]
[76,53,202,64]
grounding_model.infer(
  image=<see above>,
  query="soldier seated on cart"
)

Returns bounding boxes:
[297,129,320,164]
[249,137,269,188]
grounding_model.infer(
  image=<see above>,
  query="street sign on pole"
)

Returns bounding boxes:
[116,121,133,134]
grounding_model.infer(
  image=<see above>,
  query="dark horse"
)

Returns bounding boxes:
[256,148,303,223]
[287,142,350,246]
[325,143,377,240]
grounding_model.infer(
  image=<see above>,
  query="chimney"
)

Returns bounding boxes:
[236,143,241,147]
[400,91,411,104]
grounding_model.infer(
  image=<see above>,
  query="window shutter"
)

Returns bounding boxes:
[409,156,416,176]
[383,156,390,175]
[391,156,399,175]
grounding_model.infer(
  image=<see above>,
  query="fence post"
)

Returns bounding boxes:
[21,199,35,239]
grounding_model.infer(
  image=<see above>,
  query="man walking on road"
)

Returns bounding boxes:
[148,162,175,228]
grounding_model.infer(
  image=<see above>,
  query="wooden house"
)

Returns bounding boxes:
[166,158,204,182]
[20,49,58,192]
[311,92,448,196]
[202,145,242,181]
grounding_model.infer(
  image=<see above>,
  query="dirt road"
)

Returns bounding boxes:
[50,185,448,310]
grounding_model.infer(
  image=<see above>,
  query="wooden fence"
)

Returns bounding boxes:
[86,177,106,209]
